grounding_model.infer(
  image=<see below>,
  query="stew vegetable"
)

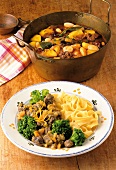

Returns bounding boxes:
[29,22,106,59]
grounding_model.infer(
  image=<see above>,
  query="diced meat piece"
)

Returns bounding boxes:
[25,110,32,116]
[32,136,44,146]
[44,126,51,134]
[49,115,55,124]
[44,93,54,105]
[53,111,62,119]
[37,121,44,127]
[64,139,74,148]
[86,33,100,42]
[43,134,53,146]
[17,102,25,112]
[59,51,73,59]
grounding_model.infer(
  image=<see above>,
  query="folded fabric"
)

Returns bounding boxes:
[0,25,31,86]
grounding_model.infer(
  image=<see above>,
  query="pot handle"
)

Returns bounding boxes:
[13,35,32,49]
[13,35,54,62]
[89,0,111,25]
[13,18,30,32]
[17,18,30,28]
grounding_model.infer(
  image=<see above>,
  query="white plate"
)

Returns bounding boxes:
[1,81,114,158]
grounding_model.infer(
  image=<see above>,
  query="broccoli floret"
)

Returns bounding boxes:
[41,89,49,100]
[70,128,86,146]
[52,119,72,139]
[18,115,37,140]
[30,89,49,104]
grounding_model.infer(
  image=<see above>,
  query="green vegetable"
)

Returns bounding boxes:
[39,42,53,50]
[70,128,86,146]
[30,89,49,104]
[52,119,72,139]
[18,115,37,140]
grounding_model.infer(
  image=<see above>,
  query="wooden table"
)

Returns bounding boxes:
[0,0,116,169]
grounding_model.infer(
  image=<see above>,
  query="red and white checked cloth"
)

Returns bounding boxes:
[0,25,31,86]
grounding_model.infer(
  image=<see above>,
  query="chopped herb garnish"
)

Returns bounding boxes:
[28,142,34,146]
[54,88,61,92]
[92,100,97,105]
[89,136,95,141]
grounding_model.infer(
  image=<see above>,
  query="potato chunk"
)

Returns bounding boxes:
[85,30,95,34]
[68,29,84,39]
[31,34,41,42]
[52,45,61,55]
[39,27,54,37]
[42,49,57,57]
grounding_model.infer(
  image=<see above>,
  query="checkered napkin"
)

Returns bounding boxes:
[0,25,31,86]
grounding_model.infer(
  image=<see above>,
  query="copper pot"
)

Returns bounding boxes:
[15,0,111,82]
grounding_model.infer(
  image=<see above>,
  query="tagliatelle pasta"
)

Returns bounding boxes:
[53,92,101,138]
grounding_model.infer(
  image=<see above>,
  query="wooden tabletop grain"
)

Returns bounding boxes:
[0,0,116,170]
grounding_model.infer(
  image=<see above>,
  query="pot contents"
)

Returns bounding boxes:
[29,22,106,59]
[17,89,101,149]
